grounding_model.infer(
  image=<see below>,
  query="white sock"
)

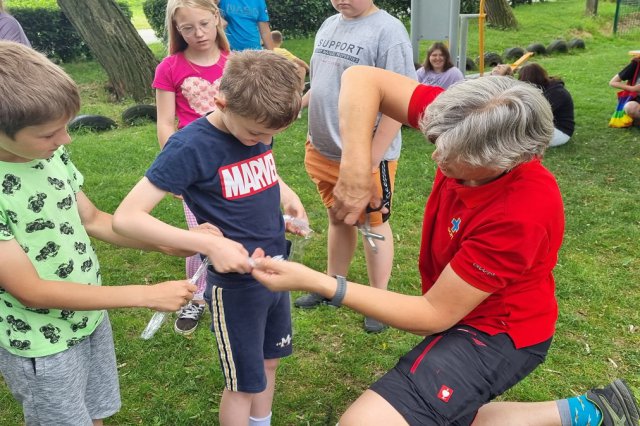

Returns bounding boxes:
[249,412,272,426]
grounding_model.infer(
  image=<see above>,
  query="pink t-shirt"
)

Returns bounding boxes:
[153,51,228,129]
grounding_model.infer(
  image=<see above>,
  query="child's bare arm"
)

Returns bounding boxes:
[76,190,194,257]
[0,239,196,311]
[370,114,403,169]
[258,21,274,50]
[279,178,307,223]
[156,89,177,149]
[113,177,253,273]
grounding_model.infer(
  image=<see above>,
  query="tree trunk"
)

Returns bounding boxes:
[585,0,598,16]
[484,0,518,29]
[57,0,158,101]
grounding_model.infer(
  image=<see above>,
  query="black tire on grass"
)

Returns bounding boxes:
[568,38,586,49]
[122,104,157,125]
[527,43,547,55]
[547,39,569,54]
[478,52,503,68]
[466,57,476,71]
[68,115,117,132]
[504,47,526,61]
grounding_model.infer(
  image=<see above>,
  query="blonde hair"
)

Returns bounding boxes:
[165,0,229,55]
[271,30,283,44]
[491,64,513,77]
[220,50,302,129]
[0,41,80,139]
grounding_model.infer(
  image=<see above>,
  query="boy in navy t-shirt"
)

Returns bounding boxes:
[113,50,307,426]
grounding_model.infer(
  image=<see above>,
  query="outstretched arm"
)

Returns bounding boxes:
[0,239,195,311]
[252,258,490,335]
[333,66,422,225]
[77,190,196,257]
[113,177,252,273]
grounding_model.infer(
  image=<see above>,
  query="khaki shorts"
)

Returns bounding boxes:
[304,141,397,226]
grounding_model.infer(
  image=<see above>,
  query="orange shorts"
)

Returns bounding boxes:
[304,141,397,226]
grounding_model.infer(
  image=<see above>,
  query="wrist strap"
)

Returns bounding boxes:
[329,275,347,307]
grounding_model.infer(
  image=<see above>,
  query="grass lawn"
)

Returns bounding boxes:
[0,0,638,424]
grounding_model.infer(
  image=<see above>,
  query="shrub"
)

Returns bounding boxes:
[143,0,167,40]
[142,0,412,41]
[267,0,411,37]
[8,1,132,63]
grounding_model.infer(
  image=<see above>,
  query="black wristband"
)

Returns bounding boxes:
[329,275,347,307]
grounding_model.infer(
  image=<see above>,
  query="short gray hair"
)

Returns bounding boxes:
[420,76,554,170]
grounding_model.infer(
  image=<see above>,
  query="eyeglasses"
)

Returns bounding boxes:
[177,20,215,37]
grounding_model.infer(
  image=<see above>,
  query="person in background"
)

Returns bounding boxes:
[271,30,309,87]
[491,63,513,77]
[518,62,575,147]
[609,56,640,122]
[0,0,31,46]
[154,0,230,335]
[292,0,417,334]
[252,65,640,426]
[218,0,273,51]
[417,42,464,89]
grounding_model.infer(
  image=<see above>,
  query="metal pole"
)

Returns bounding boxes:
[613,0,620,34]
[410,0,421,64]
[448,0,461,69]
[458,14,479,74]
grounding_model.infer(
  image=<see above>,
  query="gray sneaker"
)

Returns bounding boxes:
[363,317,387,333]
[586,379,640,426]
[294,292,331,309]
[174,302,206,336]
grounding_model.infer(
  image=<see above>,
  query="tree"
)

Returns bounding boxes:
[484,0,518,29]
[585,0,598,16]
[57,0,158,101]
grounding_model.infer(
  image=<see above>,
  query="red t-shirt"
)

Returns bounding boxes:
[408,86,564,348]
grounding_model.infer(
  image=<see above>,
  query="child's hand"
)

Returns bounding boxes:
[206,237,252,273]
[283,215,313,237]
[147,280,197,311]
[191,222,223,237]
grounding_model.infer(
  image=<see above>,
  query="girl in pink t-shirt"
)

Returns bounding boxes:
[153,0,229,335]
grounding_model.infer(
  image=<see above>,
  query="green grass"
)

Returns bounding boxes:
[1,0,639,424]
[127,0,152,29]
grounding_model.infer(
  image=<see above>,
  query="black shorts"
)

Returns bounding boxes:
[369,326,552,426]
[204,274,293,393]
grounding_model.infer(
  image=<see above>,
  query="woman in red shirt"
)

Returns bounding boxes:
[251,67,639,426]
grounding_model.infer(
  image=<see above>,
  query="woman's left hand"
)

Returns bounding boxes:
[251,257,322,293]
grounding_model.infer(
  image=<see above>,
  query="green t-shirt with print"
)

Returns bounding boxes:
[0,147,104,357]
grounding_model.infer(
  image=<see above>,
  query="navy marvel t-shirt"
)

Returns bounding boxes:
[146,116,286,281]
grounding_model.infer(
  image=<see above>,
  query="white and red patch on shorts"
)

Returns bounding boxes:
[437,384,454,403]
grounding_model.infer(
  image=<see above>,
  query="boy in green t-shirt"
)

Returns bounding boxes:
[0,40,249,425]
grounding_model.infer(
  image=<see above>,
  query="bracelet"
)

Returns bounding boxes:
[329,275,347,307]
